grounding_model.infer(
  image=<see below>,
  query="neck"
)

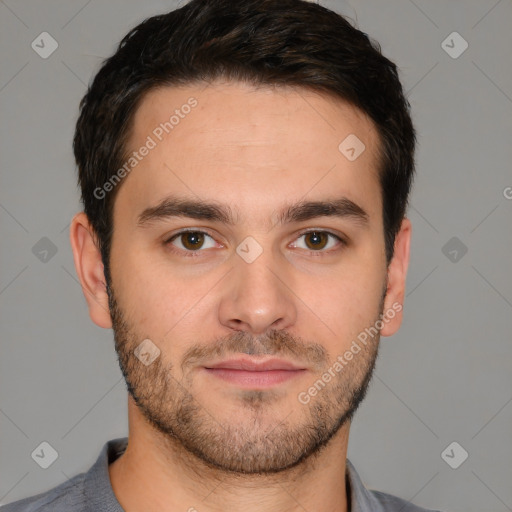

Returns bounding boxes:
[109,398,350,512]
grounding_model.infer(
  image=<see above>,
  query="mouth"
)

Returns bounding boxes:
[203,357,307,388]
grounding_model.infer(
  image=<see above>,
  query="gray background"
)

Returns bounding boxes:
[1,1,511,510]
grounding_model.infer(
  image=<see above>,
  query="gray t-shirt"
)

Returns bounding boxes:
[2,438,441,511]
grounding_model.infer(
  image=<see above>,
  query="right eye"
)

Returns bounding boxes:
[164,229,219,255]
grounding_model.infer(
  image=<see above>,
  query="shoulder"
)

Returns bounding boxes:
[368,489,442,512]
[345,458,442,512]
[1,473,86,512]
[1,437,127,512]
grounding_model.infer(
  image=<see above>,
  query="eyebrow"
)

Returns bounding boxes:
[137,195,369,230]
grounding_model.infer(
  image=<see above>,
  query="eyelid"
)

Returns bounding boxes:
[295,227,347,243]
[164,228,221,256]
[164,226,219,240]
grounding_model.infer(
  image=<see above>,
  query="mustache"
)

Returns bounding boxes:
[181,329,329,371]
[108,286,328,373]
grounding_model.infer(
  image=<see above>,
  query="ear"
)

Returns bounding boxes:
[69,212,112,329]
[380,217,412,337]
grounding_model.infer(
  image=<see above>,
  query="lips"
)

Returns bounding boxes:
[203,357,307,388]
[204,357,305,372]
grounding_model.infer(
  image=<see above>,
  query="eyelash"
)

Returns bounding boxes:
[163,228,346,258]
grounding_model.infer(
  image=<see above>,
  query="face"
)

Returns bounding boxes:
[79,81,409,474]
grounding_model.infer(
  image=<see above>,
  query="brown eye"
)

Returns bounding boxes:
[166,230,217,253]
[179,231,205,250]
[304,231,329,250]
[291,230,344,253]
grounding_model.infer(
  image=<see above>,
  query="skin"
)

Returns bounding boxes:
[70,80,411,512]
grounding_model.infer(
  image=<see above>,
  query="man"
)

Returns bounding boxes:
[3,0,442,510]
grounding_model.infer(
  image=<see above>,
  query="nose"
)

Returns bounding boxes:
[218,247,298,335]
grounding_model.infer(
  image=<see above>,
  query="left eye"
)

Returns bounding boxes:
[291,231,343,251]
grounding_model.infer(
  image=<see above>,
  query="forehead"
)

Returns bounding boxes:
[115,81,382,227]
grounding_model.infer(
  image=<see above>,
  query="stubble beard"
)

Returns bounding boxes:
[108,282,383,475]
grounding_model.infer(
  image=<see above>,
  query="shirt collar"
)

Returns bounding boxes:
[345,457,389,512]
[84,437,126,512]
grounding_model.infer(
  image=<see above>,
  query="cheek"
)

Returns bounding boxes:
[303,276,383,336]
[112,249,228,353]
[292,253,386,351]
[110,247,180,332]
